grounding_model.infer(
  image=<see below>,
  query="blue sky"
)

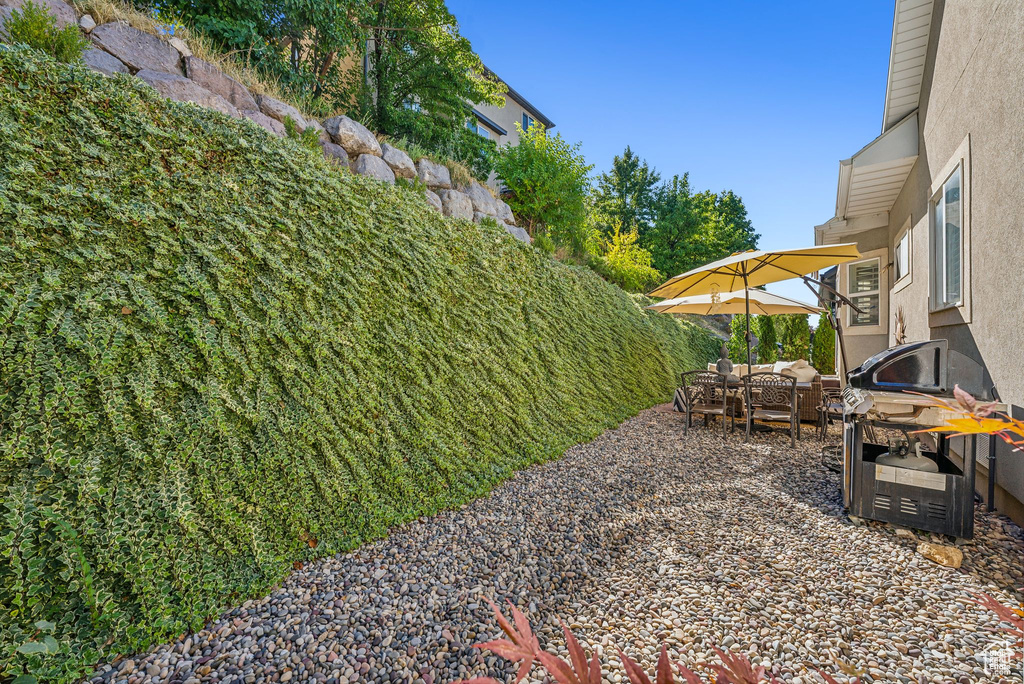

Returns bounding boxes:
[448,0,895,305]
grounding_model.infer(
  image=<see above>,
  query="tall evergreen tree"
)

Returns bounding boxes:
[727,314,752,364]
[592,146,661,238]
[755,316,778,364]
[779,314,812,361]
[811,313,837,374]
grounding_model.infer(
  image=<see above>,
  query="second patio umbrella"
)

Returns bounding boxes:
[646,288,823,316]
[647,244,861,367]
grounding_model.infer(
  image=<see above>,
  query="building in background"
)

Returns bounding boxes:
[813,0,1024,523]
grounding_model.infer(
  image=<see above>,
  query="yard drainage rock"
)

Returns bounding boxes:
[917,541,964,568]
[184,56,258,111]
[353,154,395,183]
[90,23,182,74]
[136,70,238,117]
[89,411,1024,684]
[415,158,451,189]
[324,114,381,157]
[381,144,416,178]
[79,13,96,32]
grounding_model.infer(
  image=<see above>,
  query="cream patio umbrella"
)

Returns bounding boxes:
[647,244,862,367]
[646,288,823,316]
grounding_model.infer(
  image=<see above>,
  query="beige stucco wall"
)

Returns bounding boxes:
[473,92,536,148]
[884,0,1024,519]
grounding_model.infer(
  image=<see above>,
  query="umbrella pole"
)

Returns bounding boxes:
[743,275,752,368]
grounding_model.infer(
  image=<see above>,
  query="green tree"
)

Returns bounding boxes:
[493,123,593,252]
[643,175,759,277]
[592,146,660,238]
[811,312,837,374]
[727,314,752,364]
[779,314,812,361]
[354,0,505,141]
[755,315,778,364]
[158,0,364,99]
[591,222,663,293]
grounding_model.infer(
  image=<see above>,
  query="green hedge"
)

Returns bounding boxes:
[0,47,718,682]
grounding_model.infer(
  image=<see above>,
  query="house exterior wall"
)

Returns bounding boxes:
[474,92,537,148]
[857,0,1024,521]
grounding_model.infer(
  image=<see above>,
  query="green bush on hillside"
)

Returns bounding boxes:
[0,0,89,62]
[0,47,717,683]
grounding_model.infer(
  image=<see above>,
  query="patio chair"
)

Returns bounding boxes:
[816,387,844,441]
[741,372,800,447]
[679,370,734,439]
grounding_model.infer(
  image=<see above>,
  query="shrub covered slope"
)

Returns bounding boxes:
[0,48,717,681]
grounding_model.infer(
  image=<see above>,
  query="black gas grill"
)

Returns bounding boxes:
[841,340,1001,539]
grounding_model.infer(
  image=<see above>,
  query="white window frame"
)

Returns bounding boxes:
[893,216,912,293]
[841,247,888,336]
[927,134,972,324]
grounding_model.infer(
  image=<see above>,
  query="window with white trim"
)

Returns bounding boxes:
[894,226,910,284]
[848,258,881,327]
[931,166,962,307]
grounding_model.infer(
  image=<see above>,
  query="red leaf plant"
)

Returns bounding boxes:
[455,598,844,684]
[456,587,1021,683]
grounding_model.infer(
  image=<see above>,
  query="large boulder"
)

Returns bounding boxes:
[415,158,451,189]
[495,198,515,225]
[461,181,498,216]
[323,115,380,157]
[504,224,531,244]
[437,189,473,221]
[82,46,129,76]
[256,94,306,130]
[184,56,258,111]
[136,70,238,118]
[321,142,350,169]
[0,0,76,28]
[423,189,442,213]
[353,154,395,184]
[90,23,182,75]
[240,109,285,137]
[305,118,330,144]
[380,144,415,179]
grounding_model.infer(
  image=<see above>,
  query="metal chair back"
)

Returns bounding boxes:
[679,370,732,438]
[741,372,799,446]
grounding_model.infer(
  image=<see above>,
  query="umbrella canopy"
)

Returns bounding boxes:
[647,244,862,300]
[647,244,861,368]
[647,289,823,316]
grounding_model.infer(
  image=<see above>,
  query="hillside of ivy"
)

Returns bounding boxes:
[0,47,718,682]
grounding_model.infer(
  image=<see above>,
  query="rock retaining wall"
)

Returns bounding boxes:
[0,0,530,243]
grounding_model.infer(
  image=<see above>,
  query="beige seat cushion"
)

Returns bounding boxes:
[751,364,774,374]
[732,364,749,378]
[780,359,818,383]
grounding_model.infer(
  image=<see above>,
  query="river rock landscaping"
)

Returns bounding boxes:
[88,409,1024,684]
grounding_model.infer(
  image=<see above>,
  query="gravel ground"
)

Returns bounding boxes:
[90,409,1024,684]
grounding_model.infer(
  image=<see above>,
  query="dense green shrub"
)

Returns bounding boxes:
[811,312,837,374]
[0,48,717,683]
[754,315,777,364]
[494,123,593,251]
[590,223,663,293]
[0,1,89,62]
